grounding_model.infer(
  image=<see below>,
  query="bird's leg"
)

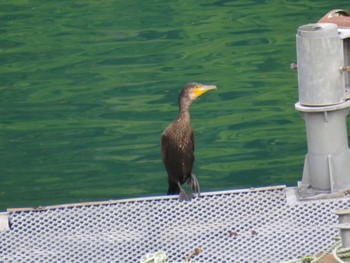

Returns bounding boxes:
[178,182,192,201]
[167,181,180,195]
[187,173,200,197]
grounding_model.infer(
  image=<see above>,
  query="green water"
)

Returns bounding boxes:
[1,0,348,210]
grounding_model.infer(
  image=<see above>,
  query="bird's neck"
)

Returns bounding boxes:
[178,109,190,118]
[177,99,192,125]
[177,108,190,126]
[178,98,191,112]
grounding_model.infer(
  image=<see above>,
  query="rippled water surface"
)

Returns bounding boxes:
[1,0,348,210]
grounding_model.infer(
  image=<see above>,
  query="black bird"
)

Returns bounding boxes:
[161,82,217,201]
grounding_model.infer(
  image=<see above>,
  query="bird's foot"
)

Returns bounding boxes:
[179,190,192,201]
[187,173,200,196]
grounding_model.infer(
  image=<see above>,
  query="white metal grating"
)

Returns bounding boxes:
[1,186,349,262]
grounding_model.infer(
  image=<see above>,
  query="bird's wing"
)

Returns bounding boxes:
[190,130,194,154]
[160,133,168,162]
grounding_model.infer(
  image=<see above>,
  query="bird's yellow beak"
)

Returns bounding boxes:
[193,84,217,98]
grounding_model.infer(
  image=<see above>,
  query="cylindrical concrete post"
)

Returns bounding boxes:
[336,210,350,249]
[300,108,350,190]
[295,23,350,196]
[296,23,345,106]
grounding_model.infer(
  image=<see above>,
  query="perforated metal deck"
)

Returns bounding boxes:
[0,186,349,262]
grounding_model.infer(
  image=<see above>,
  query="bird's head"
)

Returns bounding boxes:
[178,82,217,107]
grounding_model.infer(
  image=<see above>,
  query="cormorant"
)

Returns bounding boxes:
[160,82,217,201]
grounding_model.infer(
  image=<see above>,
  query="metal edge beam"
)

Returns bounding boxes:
[6,185,287,213]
